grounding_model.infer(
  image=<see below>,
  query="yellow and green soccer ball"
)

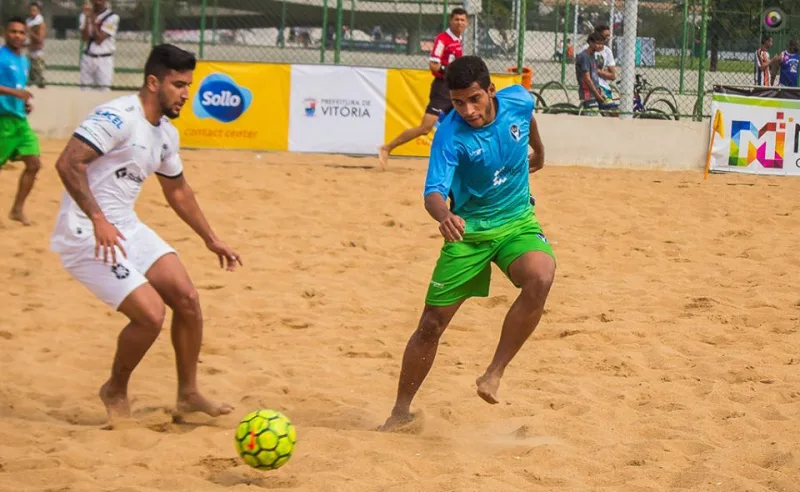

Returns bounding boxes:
[234,409,297,470]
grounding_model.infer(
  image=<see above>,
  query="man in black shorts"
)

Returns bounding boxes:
[378,8,468,169]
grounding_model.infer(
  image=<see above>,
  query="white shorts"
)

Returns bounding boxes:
[57,223,175,310]
[80,54,114,91]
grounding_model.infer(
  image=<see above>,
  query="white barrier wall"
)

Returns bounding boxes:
[25,86,708,171]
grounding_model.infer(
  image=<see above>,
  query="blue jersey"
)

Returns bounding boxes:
[778,50,798,87]
[0,46,29,118]
[424,84,535,234]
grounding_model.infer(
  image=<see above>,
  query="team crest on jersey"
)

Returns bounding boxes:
[510,124,521,142]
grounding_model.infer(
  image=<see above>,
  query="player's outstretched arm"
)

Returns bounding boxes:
[55,137,127,264]
[528,116,545,174]
[157,174,243,271]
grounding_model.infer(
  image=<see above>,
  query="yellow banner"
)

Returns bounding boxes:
[384,69,522,157]
[175,61,290,151]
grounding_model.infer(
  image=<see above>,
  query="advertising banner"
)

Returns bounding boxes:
[174,61,291,151]
[288,65,387,154]
[709,86,800,176]
[384,69,522,157]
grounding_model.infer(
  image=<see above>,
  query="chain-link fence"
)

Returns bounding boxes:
[1,0,798,118]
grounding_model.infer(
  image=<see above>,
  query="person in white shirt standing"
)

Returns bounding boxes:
[26,1,47,88]
[79,0,119,91]
[582,24,616,100]
[51,44,242,423]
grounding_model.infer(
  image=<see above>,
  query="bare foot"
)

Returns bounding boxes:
[378,146,389,171]
[99,380,131,421]
[476,373,501,404]
[376,410,425,434]
[9,209,31,226]
[175,391,234,420]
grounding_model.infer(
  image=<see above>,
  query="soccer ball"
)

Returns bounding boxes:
[234,409,297,470]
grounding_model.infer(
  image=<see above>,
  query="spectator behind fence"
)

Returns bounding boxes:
[26,1,46,88]
[378,8,467,168]
[754,35,773,87]
[581,24,616,101]
[79,0,119,91]
[576,31,614,114]
[771,39,798,88]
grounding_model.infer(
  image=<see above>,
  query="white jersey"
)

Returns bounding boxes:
[79,8,119,56]
[51,94,183,253]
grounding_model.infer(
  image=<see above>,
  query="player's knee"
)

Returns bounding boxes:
[172,287,202,319]
[416,311,449,342]
[23,158,41,174]
[138,302,166,337]
[520,269,555,304]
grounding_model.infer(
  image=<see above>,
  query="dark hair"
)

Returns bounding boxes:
[594,24,610,33]
[29,1,42,8]
[445,55,491,91]
[587,31,605,44]
[789,39,799,53]
[450,7,467,18]
[144,44,196,82]
[762,34,772,44]
[6,16,26,27]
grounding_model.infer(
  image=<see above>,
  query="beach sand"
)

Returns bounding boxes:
[1,141,799,491]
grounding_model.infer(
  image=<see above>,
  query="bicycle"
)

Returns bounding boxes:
[632,74,680,120]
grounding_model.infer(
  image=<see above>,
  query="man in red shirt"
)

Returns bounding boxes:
[378,8,468,169]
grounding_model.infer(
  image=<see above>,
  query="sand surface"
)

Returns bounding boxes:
[1,141,799,492]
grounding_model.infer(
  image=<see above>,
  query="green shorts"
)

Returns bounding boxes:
[425,208,555,306]
[0,115,40,167]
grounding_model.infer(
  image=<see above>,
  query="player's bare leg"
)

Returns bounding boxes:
[101,284,167,421]
[378,113,439,170]
[145,253,234,419]
[9,155,40,226]
[379,301,463,431]
[476,251,555,404]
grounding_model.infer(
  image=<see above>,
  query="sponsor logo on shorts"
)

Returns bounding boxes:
[430,280,445,288]
[193,73,253,123]
[510,124,521,142]
[111,264,130,280]
[535,232,548,244]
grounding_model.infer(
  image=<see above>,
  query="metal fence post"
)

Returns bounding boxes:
[442,0,449,31]
[151,0,161,46]
[695,0,708,120]
[679,0,688,94]
[517,0,526,74]
[200,0,207,58]
[560,0,570,85]
[619,0,639,119]
[335,0,344,64]
[279,0,287,48]
[321,0,329,63]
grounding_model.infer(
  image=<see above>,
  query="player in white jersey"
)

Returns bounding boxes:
[51,44,242,423]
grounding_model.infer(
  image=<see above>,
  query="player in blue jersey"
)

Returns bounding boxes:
[380,56,556,431]
[0,16,40,225]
